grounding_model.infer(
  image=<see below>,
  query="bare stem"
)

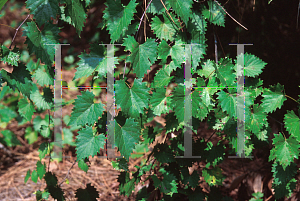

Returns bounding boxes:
[9,14,30,49]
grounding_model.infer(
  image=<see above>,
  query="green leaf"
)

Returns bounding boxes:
[24,169,31,183]
[75,183,99,201]
[18,98,36,122]
[111,158,129,171]
[284,110,300,141]
[38,142,49,160]
[30,84,53,110]
[22,21,60,66]
[167,0,193,25]
[26,0,59,26]
[68,90,105,127]
[62,128,75,146]
[217,90,236,118]
[108,118,140,160]
[248,104,268,134]
[24,127,38,144]
[0,45,20,66]
[0,0,8,11]
[62,0,87,35]
[115,78,149,119]
[150,87,172,116]
[181,168,199,188]
[78,158,89,173]
[0,64,34,98]
[123,36,158,78]
[150,12,181,41]
[197,59,215,78]
[235,53,267,77]
[269,134,300,170]
[153,68,173,88]
[0,104,17,122]
[103,0,138,43]
[215,58,236,87]
[36,161,46,179]
[158,39,184,66]
[75,126,106,161]
[32,64,54,86]
[202,0,225,27]
[31,170,38,183]
[0,130,21,147]
[118,172,136,196]
[261,83,286,113]
[171,84,209,123]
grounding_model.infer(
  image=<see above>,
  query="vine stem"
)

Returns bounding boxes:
[135,0,153,40]
[9,14,30,49]
[58,161,77,186]
[213,0,248,31]
[285,94,300,104]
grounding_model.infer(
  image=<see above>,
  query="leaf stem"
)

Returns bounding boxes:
[9,14,30,49]
[285,94,300,104]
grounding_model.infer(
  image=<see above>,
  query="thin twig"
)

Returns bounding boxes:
[214,30,218,65]
[297,0,300,29]
[144,0,147,42]
[9,14,30,49]
[213,0,248,30]
[135,0,153,40]
[159,0,182,32]
[58,161,77,186]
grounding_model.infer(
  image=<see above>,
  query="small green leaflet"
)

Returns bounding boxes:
[123,36,158,78]
[158,39,184,66]
[150,87,172,116]
[18,98,36,122]
[0,64,33,98]
[33,64,54,86]
[167,0,193,26]
[26,0,59,26]
[36,161,46,179]
[61,0,87,35]
[22,21,60,66]
[30,84,54,110]
[68,90,105,127]
[103,0,138,43]
[0,130,21,147]
[261,83,286,113]
[214,58,236,87]
[216,90,236,118]
[107,118,140,160]
[153,68,173,88]
[181,167,199,188]
[248,104,267,135]
[0,45,20,66]
[75,126,106,161]
[284,110,300,141]
[202,0,225,27]
[235,53,267,77]
[150,12,181,42]
[115,78,149,119]
[269,134,300,171]
[152,172,178,196]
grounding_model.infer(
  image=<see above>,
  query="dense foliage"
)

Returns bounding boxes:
[0,0,300,200]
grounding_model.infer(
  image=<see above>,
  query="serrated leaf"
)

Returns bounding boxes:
[103,0,137,43]
[38,142,49,160]
[24,169,31,183]
[159,172,178,195]
[75,126,106,161]
[167,0,193,25]
[75,183,99,201]
[108,118,140,160]
[202,0,225,27]
[30,84,53,110]
[22,21,60,66]
[111,158,129,171]
[248,104,268,134]
[62,0,87,35]
[36,161,46,179]
[18,98,36,122]
[158,39,184,66]
[181,168,199,188]
[0,45,20,66]
[0,104,17,123]
[197,59,215,78]
[269,134,300,170]
[0,64,34,98]
[32,64,54,86]
[150,87,172,116]
[68,90,105,127]
[150,12,180,41]
[118,172,136,196]
[26,0,59,26]
[24,127,38,144]
[115,78,149,119]
[261,83,286,113]
[123,36,158,78]
[78,158,89,173]
[215,58,236,87]
[235,53,267,77]
[153,68,173,88]
[147,0,170,14]
[217,90,236,118]
[284,110,300,141]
